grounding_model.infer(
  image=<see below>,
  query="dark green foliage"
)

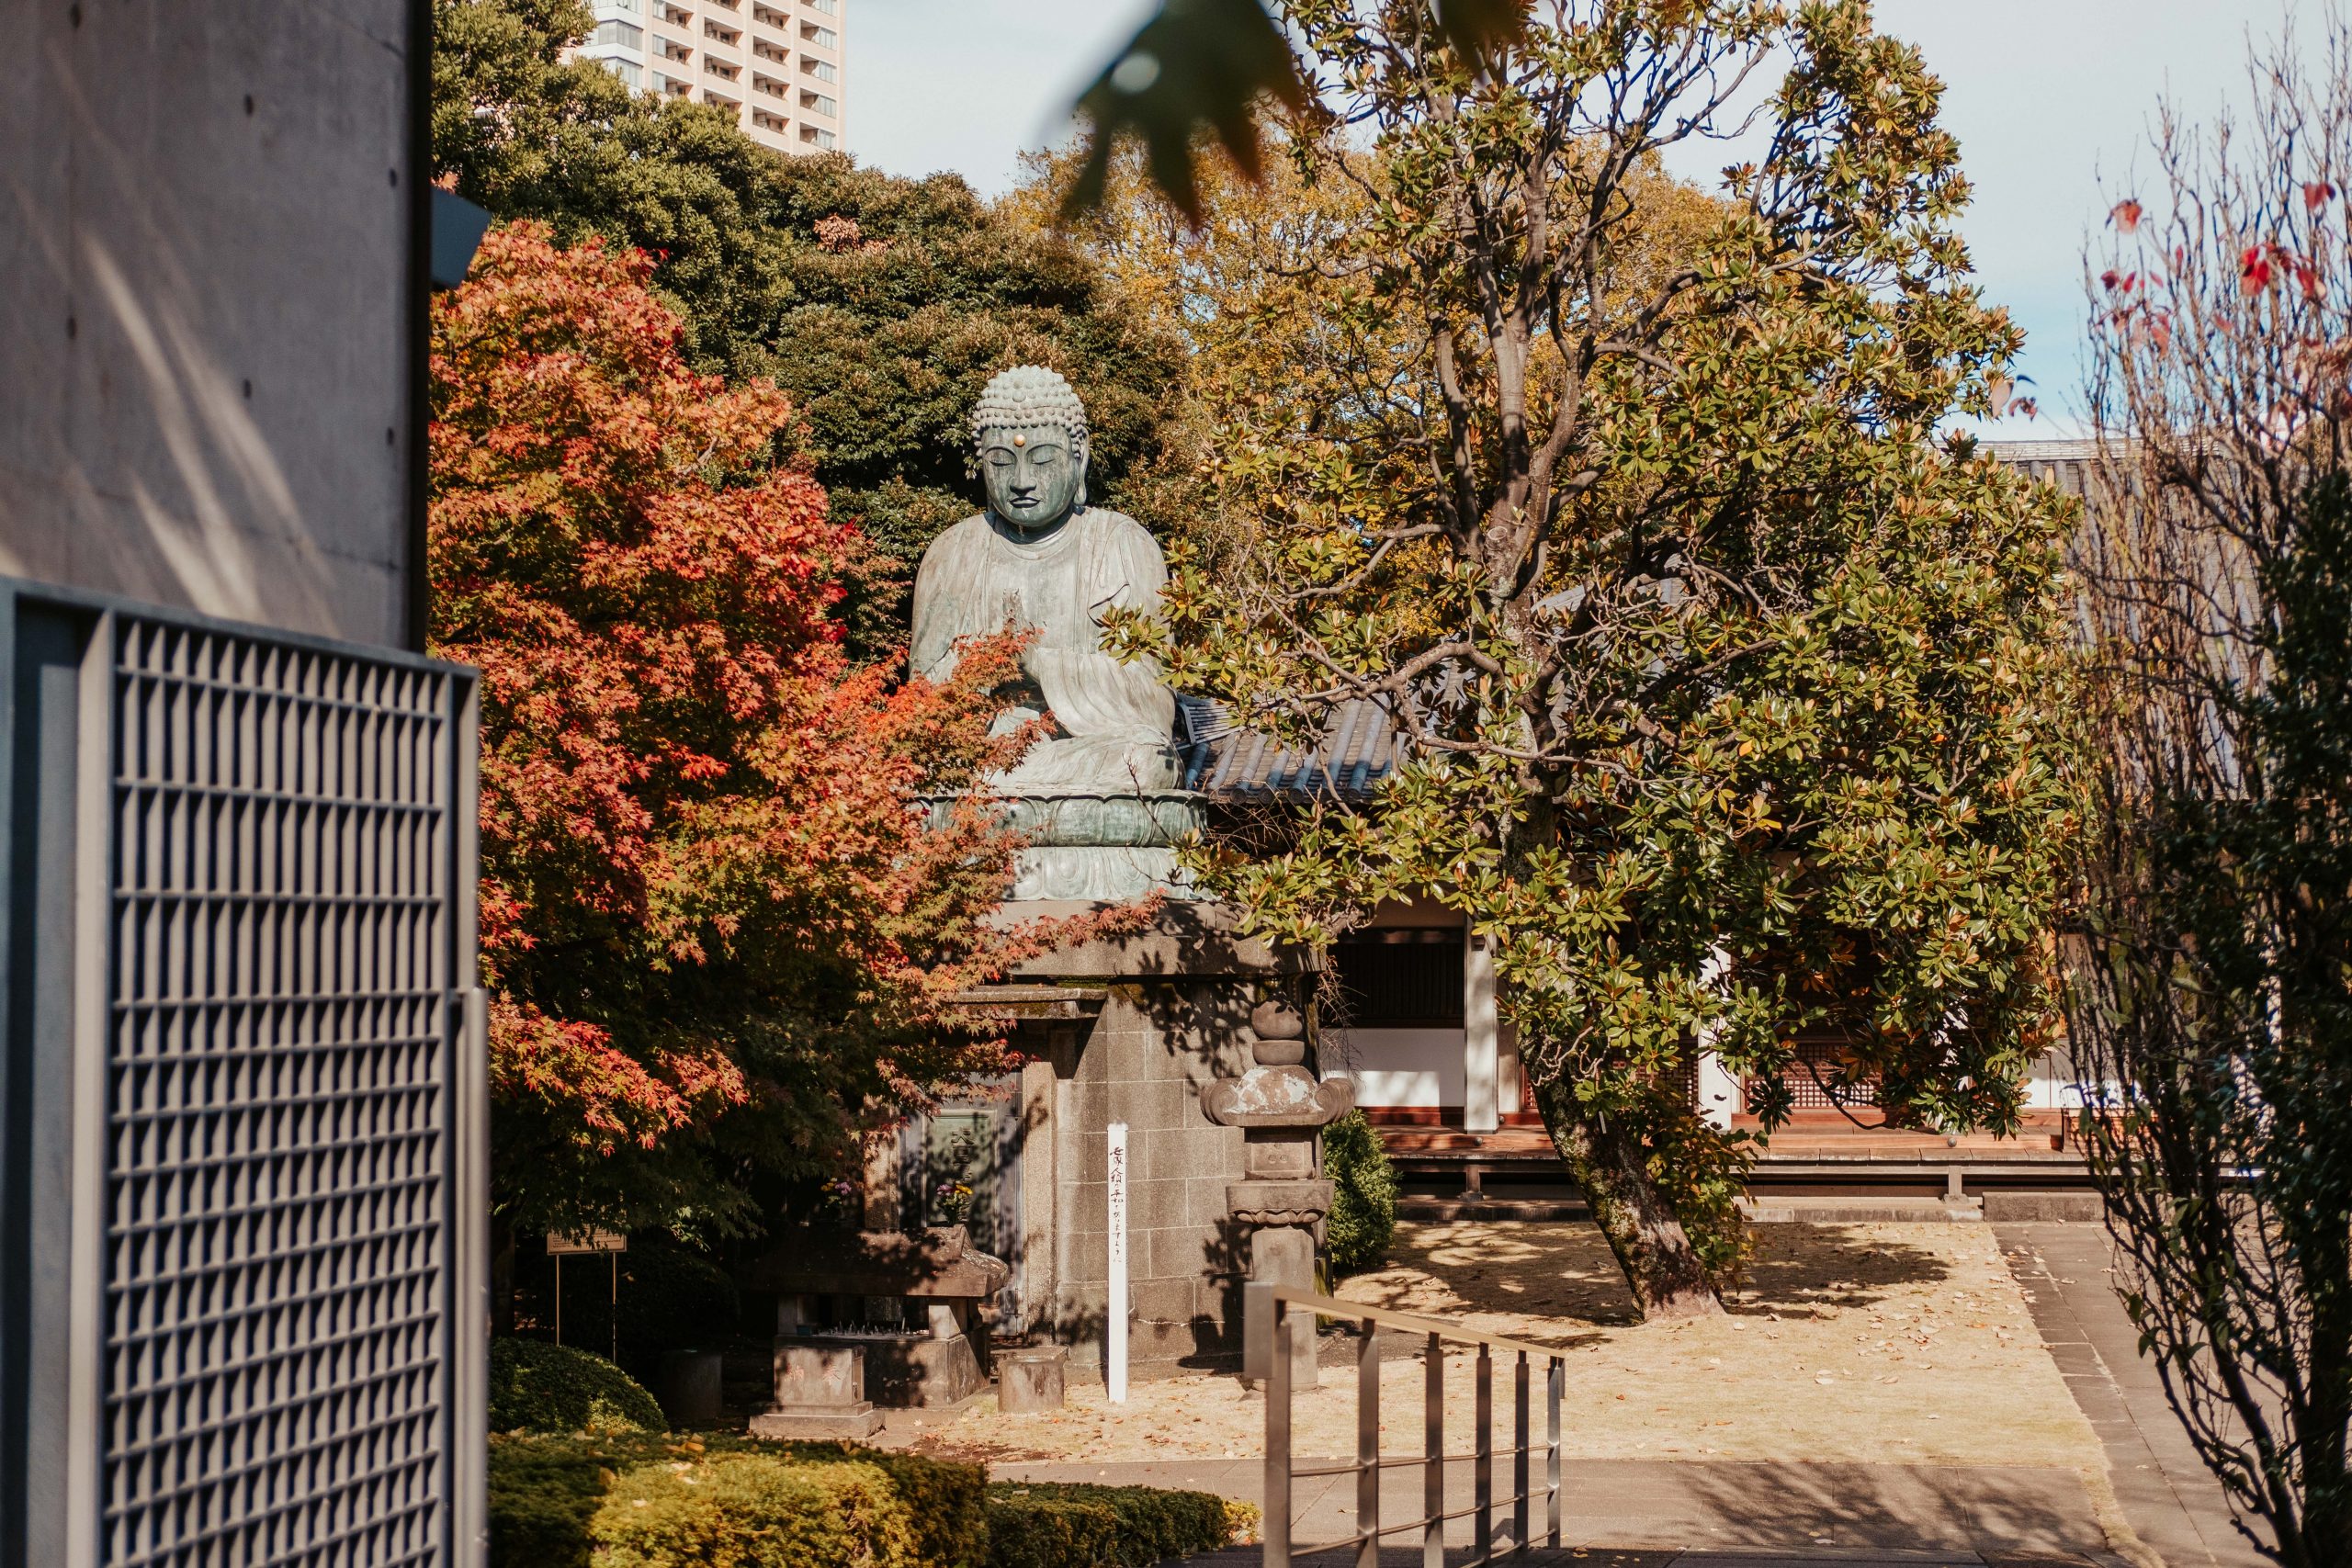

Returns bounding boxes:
[527,1235,741,1377]
[488,1338,665,1436]
[487,1434,611,1568]
[433,0,1192,573]
[982,1482,1249,1568]
[1321,1109,1398,1275]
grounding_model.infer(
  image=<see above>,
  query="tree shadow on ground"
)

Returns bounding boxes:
[1669,1455,2110,1556]
[1336,1220,1953,1337]
[1726,1222,1953,1319]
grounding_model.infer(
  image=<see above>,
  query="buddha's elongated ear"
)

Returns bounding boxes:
[1075,449,1091,512]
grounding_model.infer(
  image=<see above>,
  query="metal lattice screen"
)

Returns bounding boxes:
[101,615,464,1567]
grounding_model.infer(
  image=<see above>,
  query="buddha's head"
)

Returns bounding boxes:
[972,366,1089,536]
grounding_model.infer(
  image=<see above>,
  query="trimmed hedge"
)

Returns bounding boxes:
[593,1453,916,1568]
[486,1432,1247,1568]
[983,1482,1255,1568]
[786,1440,989,1568]
[490,1338,666,1436]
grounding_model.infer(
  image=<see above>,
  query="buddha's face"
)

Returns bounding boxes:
[979,424,1083,534]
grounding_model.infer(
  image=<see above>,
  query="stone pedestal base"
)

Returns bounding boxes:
[1250,1225,1320,1389]
[861,1333,986,1408]
[998,1347,1068,1413]
[749,1404,884,1440]
[757,1338,884,1438]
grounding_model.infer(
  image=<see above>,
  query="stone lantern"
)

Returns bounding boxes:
[1200,997,1353,1387]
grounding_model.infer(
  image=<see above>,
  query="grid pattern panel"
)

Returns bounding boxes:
[101,619,456,1568]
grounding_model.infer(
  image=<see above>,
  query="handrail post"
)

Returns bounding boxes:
[1423,1332,1442,1568]
[1545,1356,1563,1547]
[1356,1317,1380,1568]
[1261,1291,1291,1568]
[1474,1344,1492,1562]
[1512,1350,1530,1555]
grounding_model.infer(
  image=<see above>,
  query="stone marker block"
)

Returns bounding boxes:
[652,1348,723,1427]
[998,1347,1068,1413]
[775,1339,864,1407]
[750,1338,883,1440]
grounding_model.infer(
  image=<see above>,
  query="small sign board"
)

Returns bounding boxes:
[547,1229,628,1256]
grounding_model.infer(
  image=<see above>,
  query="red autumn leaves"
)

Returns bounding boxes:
[429,223,1063,1217]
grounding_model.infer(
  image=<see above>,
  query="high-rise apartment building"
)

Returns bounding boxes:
[580,0,844,155]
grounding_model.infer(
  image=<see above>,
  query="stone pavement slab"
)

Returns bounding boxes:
[1174,1549,2106,1566]
[1995,1224,2272,1568]
[993,1459,2125,1567]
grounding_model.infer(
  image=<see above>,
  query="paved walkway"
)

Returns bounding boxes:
[1995,1224,2272,1568]
[978,1223,2265,1568]
[995,1457,2127,1566]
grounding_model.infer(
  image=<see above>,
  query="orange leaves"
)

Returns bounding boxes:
[435,223,1046,1228]
[2307,180,2338,212]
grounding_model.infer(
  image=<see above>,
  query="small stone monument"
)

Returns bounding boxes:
[741,1227,1008,1421]
[752,1340,883,1440]
[910,366,1201,900]
[1201,997,1354,1387]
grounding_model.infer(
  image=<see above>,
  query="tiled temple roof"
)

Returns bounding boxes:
[1177,695,1398,799]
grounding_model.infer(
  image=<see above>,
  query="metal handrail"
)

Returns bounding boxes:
[1243,1281,1565,1568]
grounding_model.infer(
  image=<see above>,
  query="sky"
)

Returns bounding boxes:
[850,0,2295,436]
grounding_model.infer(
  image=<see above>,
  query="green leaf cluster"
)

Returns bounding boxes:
[1322,1108,1400,1274]
[1102,1,2086,1302]
[488,1338,667,1437]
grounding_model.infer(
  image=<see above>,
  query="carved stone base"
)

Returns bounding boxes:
[1012,845,1193,901]
[749,1404,884,1440]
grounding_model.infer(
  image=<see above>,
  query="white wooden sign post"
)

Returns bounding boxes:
[1107,1122,1129,1404]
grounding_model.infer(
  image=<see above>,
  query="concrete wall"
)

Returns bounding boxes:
[0,0,421,649]
[1050,983,1253,1372]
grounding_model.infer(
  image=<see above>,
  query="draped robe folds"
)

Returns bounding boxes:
[910,508,1180,793]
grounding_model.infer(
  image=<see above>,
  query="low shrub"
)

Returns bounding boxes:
[983,1481,1252,1568]
[1323,1108,1399,1275]
[489,1338,665,1436]
[489,1433,986,1568]
[487,1432,1242,1568]
[785,1441,988,1568]
[594,1452,917,1568]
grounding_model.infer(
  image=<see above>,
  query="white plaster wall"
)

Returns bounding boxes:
[0,0,417,648]
[1323,1027,1465,1109]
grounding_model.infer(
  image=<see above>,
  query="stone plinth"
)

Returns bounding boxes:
[750,1340,882,1440]
[854,1331,986,1408]
[998,1347,1069,1413]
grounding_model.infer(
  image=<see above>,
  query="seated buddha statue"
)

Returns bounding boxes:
[910,366,1181,795]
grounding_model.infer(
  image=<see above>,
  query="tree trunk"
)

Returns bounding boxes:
[491,1216,517,1337]
[1538,1084,1722,1320]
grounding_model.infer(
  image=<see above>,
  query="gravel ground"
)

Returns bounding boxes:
[911,1221,2104,1472]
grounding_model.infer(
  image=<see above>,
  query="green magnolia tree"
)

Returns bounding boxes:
[1110,0,2083,1316]
[433,0,1192,571]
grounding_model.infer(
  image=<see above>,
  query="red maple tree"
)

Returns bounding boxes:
[432,223,1089,1235]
